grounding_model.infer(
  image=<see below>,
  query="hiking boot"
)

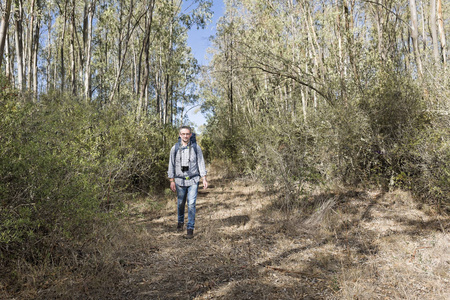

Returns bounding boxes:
[185,229,194,239]
[177,222,184,232]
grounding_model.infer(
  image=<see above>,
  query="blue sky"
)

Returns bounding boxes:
[184,0,224,133]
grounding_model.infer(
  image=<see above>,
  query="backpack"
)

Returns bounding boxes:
[171,133,199,179]
[173,132,198,157]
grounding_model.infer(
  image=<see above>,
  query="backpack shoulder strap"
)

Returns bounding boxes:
[174,142,180,156]
[191,133,198,156]
[172,142,180,167]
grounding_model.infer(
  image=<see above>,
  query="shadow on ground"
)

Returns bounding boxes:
[74,175,450,300]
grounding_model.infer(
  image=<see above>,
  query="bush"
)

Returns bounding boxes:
[204,63,450,211]
[0,77,174,289]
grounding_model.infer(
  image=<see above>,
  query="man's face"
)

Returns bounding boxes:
[179,128,192,144]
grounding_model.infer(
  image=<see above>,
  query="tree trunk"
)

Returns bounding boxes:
[228,38,234,131]
[84,0,96,101]
[301,86,307,123]
[158,49,163,122]
[421,1,426,51]
[430,0,439,63]
[0,0,13,70]
[437,0,446,64]
[137,0,155,121]
[402,26,410,71]
[60,21,66,93]
[5,33,13,81]
[343,0,359,90]
[26,0,36,91]
[335,7,346,104]
[409,0,423,76]
[32,0,40,96]
[46,16,51,92]
[132,44,138,94]
[155,67,160,120]
[305,2,325,82]
[14,0,24,91]
[164,15,174,125]
[70,0,76,94]
[53,29,57,90]
[59,0,68,93]
[144,80,148,117]
[109,0,136,103]
[32,17,39,96]
[375,0,384,60]
[103,30,108,103]
[80,0,88,81]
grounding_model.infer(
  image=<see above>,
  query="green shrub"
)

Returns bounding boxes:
[204,63,450,211]
[0,77,174,284]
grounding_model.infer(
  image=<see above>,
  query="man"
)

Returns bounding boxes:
[168,126,208,239]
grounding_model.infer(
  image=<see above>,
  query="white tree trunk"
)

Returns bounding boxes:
[437,0,446,64]
[70,0,76,94]
[14,0,24,91]
[409,0,423,75]
[0,0,13,70]
[46,17,51,92]
[5,33,13,80]
[430,0,439,63]
[84,0,95,100]
[26,0,36,91]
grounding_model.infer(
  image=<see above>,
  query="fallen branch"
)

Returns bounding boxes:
[409,246,432,262]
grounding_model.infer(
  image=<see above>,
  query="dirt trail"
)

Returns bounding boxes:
[117,170,450,300]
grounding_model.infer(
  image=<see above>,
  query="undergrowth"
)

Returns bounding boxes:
[0,75,175,297]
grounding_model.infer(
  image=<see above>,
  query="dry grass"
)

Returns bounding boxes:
[330,191,450,300]
[2,166,449,299]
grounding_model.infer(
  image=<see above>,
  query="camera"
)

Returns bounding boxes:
[181,166,189,172]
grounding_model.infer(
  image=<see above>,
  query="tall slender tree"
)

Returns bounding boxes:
[136,0,155,121]
[26,0,36,91]
[437,0,446,64]
[31,0,40,95]
[84,0,96,100]
[430,0,439,63]
[409,0,422,75]
[14,0,24,90]
[0,0,13,70]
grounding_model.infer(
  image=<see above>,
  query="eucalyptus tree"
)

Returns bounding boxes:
[136,0,156,120]
[83,0,96,100]
[409,0,423,75]
[108,0,144,104]
[14,0,24,90]
[205,0,450,191]
[207,0,446,129]
[208,0,336,129]
[2,0,213,125]
[430,0,439,62]
[0,0,13,70]
[31,0,40,95]
[136,0,211,123]
[26,0,35,92]
[437,0,446,64]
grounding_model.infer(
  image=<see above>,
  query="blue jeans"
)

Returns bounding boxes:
[176,183,199,230]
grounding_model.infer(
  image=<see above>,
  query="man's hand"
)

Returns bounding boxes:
[202,179,208,189]
[170,181,176,192]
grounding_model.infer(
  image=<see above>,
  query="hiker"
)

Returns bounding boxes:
[168,126,208,239]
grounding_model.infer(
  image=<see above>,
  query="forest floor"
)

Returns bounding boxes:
[14,165,450,299]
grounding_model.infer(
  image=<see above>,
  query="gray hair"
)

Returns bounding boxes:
[179,126,192,133]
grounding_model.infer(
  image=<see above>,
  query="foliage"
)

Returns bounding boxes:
[1,0,212,295]
[0,76,175,288]
[203,0,450,211]
[0,0,212,125]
